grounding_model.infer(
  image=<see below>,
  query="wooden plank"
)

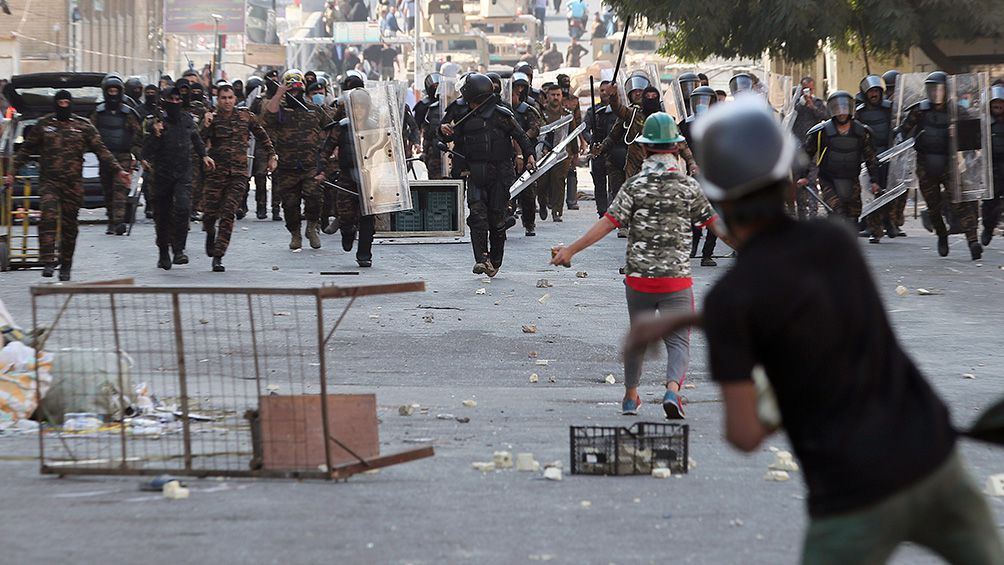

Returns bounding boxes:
[329,447,435,479]
[318,281,426,299]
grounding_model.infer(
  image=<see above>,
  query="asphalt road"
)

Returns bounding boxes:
[1,181,1002,564]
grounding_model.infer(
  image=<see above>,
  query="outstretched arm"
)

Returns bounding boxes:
[550,215,616,267]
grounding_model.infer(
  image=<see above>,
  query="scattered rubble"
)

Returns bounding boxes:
[764,470,791,482]
[575,272,588,278]
[529,373,539,383]
[475,288,487,295]
[472,461,496,472]
[536,279,553,288]
[604,374,616,385]
[652,468,672,479]
[543,467,563,481]
[538,293,551,304]
[916,288,941,296]
[521,324,538,334]
[398,404,417,416]
[962,373,977,379]
[987,474,1004,496]
[462,399,477,408]
[455,416,470,424]
[769,451,799,472]
[580,500,592,508]
[493,451,513,469]
[895,285,909,297]
[163,480,190,500]
[516,453,540,472]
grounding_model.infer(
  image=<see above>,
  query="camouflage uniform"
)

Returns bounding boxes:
[12,115,123,267]
[89,105,143,229]
[201,107,276,257]
[604,153,716,389]
[535,104,574,219]
[246,95,277,217]
[261,97,328,236]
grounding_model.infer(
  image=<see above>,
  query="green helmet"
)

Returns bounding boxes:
[636,112,684,145]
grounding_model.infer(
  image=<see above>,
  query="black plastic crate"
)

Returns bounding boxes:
[392,189,424,231]
[570,422,688,476]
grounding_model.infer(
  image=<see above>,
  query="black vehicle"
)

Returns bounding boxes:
[2,72,107,209]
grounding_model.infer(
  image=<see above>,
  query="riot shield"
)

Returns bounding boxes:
[347,83,414,216]
[510,122,586,198]
[439,76,462,177]
[884,72,928,206]
[949,72,992,203]
[663,76,686,122]
[500,78,512,109]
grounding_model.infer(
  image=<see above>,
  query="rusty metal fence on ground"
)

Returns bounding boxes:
[30,280,431,480]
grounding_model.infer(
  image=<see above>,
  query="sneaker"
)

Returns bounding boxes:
[472,262,488,275]
[357,259,372,268]
[621,395,641,416]
[663,389,686,420]
[700,257,717,266]
[539,207,548,221]
[525,228,536,237]
[172,252,189,265]
[868,236,880,244]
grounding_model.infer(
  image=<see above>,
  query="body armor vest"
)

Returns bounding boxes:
[95,106,133,153]
[818,121,867,180]
[856,101,892,152]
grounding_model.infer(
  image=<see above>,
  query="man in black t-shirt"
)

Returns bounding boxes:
[625,98,1003,564]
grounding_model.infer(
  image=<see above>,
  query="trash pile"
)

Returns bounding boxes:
[0,299,52,431]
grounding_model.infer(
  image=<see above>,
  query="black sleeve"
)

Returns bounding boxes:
[704,284,757,384]
[505,113,534,158]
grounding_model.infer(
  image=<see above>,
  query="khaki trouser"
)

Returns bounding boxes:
[802,450,1004,565]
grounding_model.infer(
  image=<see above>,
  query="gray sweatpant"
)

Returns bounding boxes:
[624,285,693,389]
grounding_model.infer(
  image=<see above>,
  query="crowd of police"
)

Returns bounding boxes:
[7,60,1004,280]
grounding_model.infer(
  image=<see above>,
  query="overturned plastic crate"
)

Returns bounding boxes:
[30,280,433,480]
[392,189,424,231]
[570,422,688,476]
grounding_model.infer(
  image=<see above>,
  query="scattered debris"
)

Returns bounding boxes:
[271,265,279,271]
[575,271,588,278]
[462,399,477,408]
[580,500,592,508]
[543,467,563,481]
[198,319,209,325]
[535,359,549,366]
[368,314,380,319]
[528,373,539,383]
[402,437,434,444]
[916,288,941,296]
[683,383,696,389]
[764,470,791,482]
[987,474,1004,496]
[652,467,672,479]
[536,279,553,288]
[516,453,539,472]
[265,384,280,394]
[163,480,190,500]
[273,311,292,317]
[604,374,616,385]
[475,288,487,295]
[548,376,556,383]
[422,314,434,323]
[471,461,496,472]
[493,451,513,469]
[769,451,799,472]
[895,285,909,297]
[538,293,551,304]
[521,324,538,334]
[729,518,745,527]
[435,413,455,420]
[528,351,539,358]
[455,416,470,424]
[481,278,492,284]
[688,457,697,470]
[398,404,416,416]
[417,305,464,311]
[141,475,183,492]
[962,373,977,379]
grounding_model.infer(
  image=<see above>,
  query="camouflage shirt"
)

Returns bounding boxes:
[605,154,716,287]
[262,98,329,173]
[13,114,123,182]
[201,107,276,176]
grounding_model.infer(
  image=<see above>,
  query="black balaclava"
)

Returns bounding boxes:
[144,85,159,112]
[176,78,191,105]
[641,86,662,116]
[54,90,73,121]
[161,87,182,121]
[190,83,205,104]
[265,72,279,97]
[104,86,122,112]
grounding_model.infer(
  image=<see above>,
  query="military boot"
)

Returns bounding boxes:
[323,216,339,235]
[58,262,71,282]
[981,226,994,247]
[937,234,949,257]
[158,247,172,270]
[970,241,983,261]
[212,256,225,272]
[272,206,282,221]
[289,228,302,250]
[256,203,268,220]
[41,262,57,278]
[341,226,357,252]
[205,225,216,257]
[306,222,322,249]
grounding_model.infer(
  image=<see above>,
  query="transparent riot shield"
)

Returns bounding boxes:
[949,72,992,203]
[883,72,928,206]
[347,84,414,216]
[663,76,686,122]
[500,78,512,108]
[438,76,462,177]
[766,73,794,116]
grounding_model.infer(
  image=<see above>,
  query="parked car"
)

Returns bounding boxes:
[1,72,107,209]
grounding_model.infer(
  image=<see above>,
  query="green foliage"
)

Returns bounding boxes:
[606,0,1004,63]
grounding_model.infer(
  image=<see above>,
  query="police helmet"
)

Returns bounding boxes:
[460,73,494,104]
[424,72,442,97]
[858,75,885,96]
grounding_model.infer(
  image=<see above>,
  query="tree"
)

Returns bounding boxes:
[605,0,1004,73]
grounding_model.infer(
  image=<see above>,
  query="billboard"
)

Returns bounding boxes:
[164,0,245,34]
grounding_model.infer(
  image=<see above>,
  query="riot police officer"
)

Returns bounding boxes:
[980,85,1004,246]
[414,72,444,180]
[679,85,720,264]
[90,74,143,236]
[882,70,900,102]
[856,74,902,238]
[124,76,144,109]
[509,71,541,235]
[898,71,982,259]
[799,91,883,240]
[583,79,616,217]
[439,73,536,276]
[677,72,701,114]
